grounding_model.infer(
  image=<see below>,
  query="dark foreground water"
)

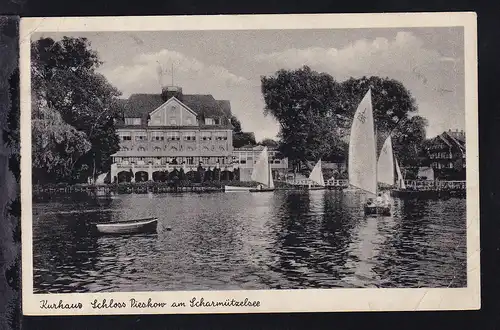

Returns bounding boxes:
[32,190,467,293]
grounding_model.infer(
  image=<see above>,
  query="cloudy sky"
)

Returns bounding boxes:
[33,27,464,141]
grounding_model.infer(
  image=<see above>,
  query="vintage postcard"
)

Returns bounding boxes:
[20,13,479,315]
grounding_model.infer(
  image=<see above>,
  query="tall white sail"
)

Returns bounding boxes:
[377,135,395,185]
[348,89,377,195]
[251,147,271,187]
[395,157,406,189]
[268,161,275,189]
[309,159,325,186]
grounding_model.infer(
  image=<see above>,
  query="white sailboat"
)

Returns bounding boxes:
[377,135,394,186]
[225,146,275,192]
[308,159,326,190]
[395,157,406,189]
[250,147,275,192]
[347,88,390,216]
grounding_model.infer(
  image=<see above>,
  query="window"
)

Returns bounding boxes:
[153,146,161,152]
[187,157,194,165]
[151,132,164,141]
[138,146,146,152]
[135,132,147,141]
[167,132,180,141]
[215,131,227,141]
[125,118,141,125]
[205,118,215,125]
[120,146,129,151]
[119,132,132,141]
[183,131,196,141]
[201,132,212,141]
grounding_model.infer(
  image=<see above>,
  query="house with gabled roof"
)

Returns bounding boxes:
[422,129,466,180]
[110,85,238,182]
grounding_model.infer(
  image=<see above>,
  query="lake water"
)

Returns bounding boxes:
[32,190,467,293]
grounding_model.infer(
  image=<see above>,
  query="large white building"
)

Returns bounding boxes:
[110,85,288,183]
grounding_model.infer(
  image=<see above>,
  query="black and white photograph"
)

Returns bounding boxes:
[20,14,479,315]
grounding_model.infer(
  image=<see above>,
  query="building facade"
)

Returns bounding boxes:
[111,86,237,182]
[110,85,289,183]
[232,145,289,181]
[422,129,466,180]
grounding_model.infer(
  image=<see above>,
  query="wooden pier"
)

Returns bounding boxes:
[32,179,467,199]
[32,183,224,199]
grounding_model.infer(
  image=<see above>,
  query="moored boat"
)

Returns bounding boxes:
[249,187,275,192]
[307,159,326,190]
[224,185,252,192]
[95,217,158,235]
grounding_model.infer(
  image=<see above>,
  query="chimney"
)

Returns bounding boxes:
[161,86,183,102]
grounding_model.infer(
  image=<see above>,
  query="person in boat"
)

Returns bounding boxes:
[383,191,391,205]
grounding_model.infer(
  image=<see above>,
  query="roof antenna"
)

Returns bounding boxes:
[156,61,163,87]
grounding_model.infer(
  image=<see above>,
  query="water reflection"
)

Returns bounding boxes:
[32,191,467,293]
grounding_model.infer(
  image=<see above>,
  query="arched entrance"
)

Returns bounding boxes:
[117,171,133,183]
[135,171,149,182]
[152,171,166,182]
[221,170,233,181]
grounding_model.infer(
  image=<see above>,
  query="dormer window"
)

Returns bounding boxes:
[205,118,215,125]
[125,118,141,125]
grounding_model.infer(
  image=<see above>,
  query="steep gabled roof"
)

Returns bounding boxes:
[116,93,233,128]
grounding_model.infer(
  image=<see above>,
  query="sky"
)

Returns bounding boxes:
[33,27,465,141]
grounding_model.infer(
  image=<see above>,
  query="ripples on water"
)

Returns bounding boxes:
[32,190,467,293]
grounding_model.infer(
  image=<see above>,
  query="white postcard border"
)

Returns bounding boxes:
[20,13,480,315]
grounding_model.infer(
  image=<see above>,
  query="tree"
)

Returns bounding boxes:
[336,76,418,151]
[261,66,341,173]
[31,37,122,183]
[233,132,256,148]
[259,138,279,148]
[31,100,92,184]
[261,66,422,172]
[392,115,428,166]
[230,115,242,133]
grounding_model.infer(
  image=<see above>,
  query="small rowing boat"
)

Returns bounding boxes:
[95,217,158,235]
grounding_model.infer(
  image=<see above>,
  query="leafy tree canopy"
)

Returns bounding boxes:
[31,37,122,183]
[233,132,256,148]
[259,138,279,148]
[261,66,424,169]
